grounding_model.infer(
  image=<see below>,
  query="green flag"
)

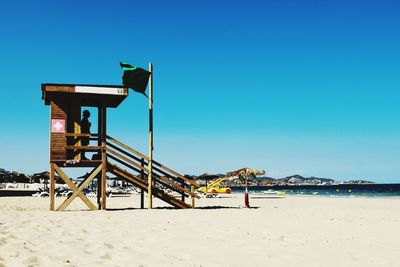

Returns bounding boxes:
[120,62,151,97]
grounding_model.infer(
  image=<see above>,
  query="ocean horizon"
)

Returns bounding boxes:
[231,183,400,198]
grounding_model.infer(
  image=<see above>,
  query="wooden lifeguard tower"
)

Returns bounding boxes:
[42,83,198,211]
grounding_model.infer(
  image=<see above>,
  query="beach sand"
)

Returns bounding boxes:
[0,194,399,267]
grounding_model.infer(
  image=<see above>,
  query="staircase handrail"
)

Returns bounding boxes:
[106,142,189,187]
[106,135,199,188]
[107,154,194,198]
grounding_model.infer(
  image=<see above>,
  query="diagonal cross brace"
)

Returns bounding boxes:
[55,164,102,211]
[54,165,98,211]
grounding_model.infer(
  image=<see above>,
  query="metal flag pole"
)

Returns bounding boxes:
[148,62,153,209]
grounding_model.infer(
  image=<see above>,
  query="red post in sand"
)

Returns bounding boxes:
[244,176,250,208]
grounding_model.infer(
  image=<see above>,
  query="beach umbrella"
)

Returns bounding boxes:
[31,171,62,184]
[226,168,266,208]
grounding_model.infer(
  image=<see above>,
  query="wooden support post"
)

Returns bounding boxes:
[97,176,101,209]
[181,179,185,202]
[97,107,102,208]
[191,185,195,208]
[74,105,82,161]
[148,62,153,209]
[140,158,145,209]
[101,107,107,210]
[98,107,102,154]
[50,163,55,211]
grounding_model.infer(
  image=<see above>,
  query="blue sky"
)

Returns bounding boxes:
[0,0,399,182]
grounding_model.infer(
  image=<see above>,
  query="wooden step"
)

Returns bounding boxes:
[107,164,191,209]
[106,155,197,199]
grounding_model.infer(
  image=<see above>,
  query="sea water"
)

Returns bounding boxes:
[231,184,400,198]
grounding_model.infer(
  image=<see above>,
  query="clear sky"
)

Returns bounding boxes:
[0,0,399,182]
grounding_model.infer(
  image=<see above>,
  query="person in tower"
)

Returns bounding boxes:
[81,110,91,160]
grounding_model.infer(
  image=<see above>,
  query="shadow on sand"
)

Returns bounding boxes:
[105,206,259,211]
[197,206,259,210]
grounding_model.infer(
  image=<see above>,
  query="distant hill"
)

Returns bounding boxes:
[278,175,335,185]
[255,176,277,182]
[227,174,373,186]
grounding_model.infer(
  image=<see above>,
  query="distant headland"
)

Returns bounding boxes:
[246,174,374,186]
[189,173,374,187]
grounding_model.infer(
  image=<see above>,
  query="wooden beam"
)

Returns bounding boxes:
[140,158,145,209]
[55,165,101,211]
[106,135,148,159]
[108,164,192,209]
[107,151,198,199]
[50,163,55,211]
[96,176,101,209]
[72,104,81,161]
[181,179,185,202]
[152,160,200,188]
[65,133,97,137]
[45,85,75,93]
[108,164,147,189]
[65,145,104,150]
[157,175,196,197]
[106,135,199,188]
[101,107,107,210]
[107,147,149,173]
[191,185,195,208]
[97,107,102,209]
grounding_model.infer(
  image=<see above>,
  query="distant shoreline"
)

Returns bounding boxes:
[230,183,400,192]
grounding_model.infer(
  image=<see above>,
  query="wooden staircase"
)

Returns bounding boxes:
[105,135,198,209]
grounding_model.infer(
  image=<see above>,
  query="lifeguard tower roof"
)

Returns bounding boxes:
[42,83,129,107]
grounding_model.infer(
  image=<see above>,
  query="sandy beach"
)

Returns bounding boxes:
[1,194,399,267]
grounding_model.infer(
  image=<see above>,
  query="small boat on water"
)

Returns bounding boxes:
[251,190,285,199]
